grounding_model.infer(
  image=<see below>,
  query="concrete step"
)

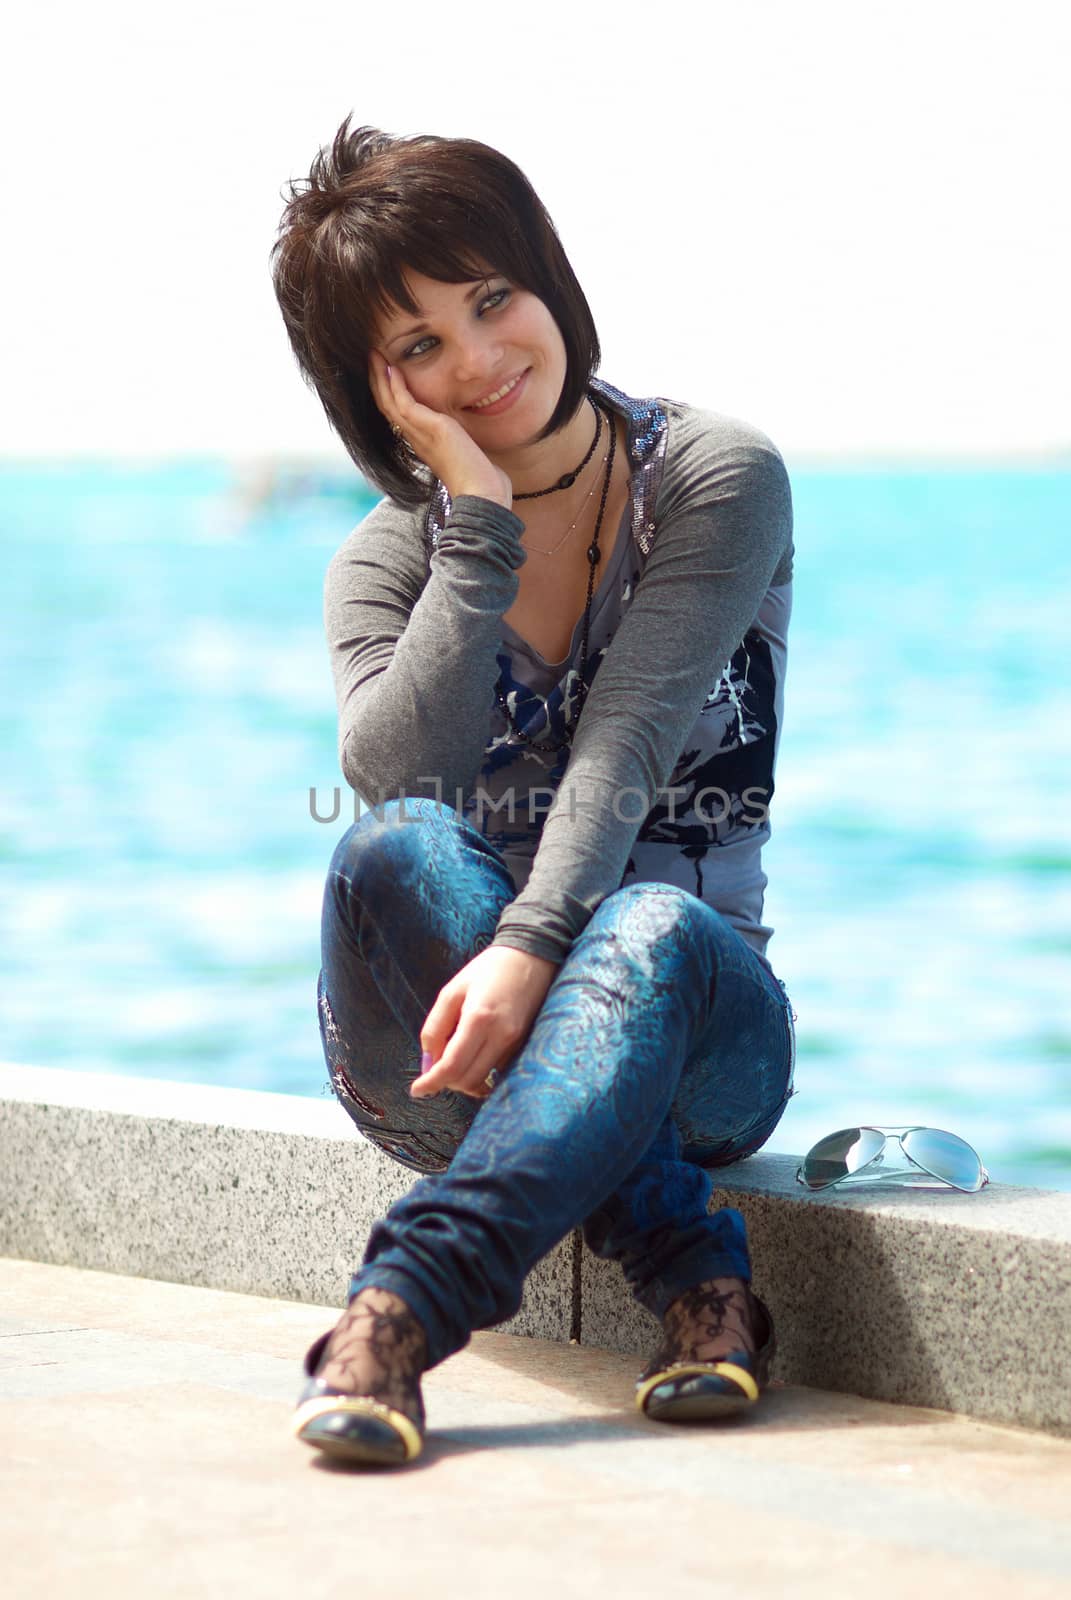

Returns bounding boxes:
[3,1062,1070,1436]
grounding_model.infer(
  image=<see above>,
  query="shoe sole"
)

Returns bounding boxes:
[293,1395,424,1466]
[636,1360,762,1423]
[297,1429,408,1465]
[641,1387,757,1421]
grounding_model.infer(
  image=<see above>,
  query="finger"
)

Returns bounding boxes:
[451,1037,506,1100]
[367,362,388,422]
[410,1048,467,1098]
[411,1029,500,1101]
[383,363,435,434]
[416,1049,500,1101]
[368,351,399,425]
[384,372,416,436]
[420,989,463,1073]
[466,1058,504,1100]
[375,367,426,454]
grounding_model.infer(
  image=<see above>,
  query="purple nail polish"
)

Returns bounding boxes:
[420,1050,432,1074]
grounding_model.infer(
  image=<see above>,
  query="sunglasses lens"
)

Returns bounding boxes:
[902,1129,984,1191]
[800,1127,885,1188]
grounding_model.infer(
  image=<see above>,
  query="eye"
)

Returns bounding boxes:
[402,335,436,360]
[400,286,511,360]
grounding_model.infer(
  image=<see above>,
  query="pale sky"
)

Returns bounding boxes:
[3,0,1068,460]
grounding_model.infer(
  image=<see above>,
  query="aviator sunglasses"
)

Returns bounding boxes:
[796,1125,990,1193]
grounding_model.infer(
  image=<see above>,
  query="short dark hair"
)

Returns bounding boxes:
[271,116,601,507]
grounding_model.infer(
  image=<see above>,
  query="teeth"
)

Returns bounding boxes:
[471,374,522,408]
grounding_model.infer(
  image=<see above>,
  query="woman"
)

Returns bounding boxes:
[272,116,797,1467]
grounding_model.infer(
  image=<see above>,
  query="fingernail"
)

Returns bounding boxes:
[420,1050,432,1074]
[386,364,393,379]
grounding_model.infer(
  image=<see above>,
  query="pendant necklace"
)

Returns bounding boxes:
[494,395,618,754]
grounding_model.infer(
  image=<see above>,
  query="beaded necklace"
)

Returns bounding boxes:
[493,399,618,753]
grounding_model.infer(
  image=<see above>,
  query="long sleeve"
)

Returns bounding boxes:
[324,493,528,808]
[487,411,794,965]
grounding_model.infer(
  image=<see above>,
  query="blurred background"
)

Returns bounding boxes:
[3,1,1069,1186]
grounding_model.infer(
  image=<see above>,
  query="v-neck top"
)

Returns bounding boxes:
[323,377,794,969]
[499,490,633,671]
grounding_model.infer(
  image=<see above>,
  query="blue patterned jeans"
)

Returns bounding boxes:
[316,797,797,1370]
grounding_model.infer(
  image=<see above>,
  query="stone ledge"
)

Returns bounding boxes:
[0,1064,574,1346]
[584,1155,1071,1437]
[2,1063,1069,1436]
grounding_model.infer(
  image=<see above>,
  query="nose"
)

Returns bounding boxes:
[450,326,501,388]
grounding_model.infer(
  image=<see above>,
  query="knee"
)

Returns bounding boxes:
[578,883,728,992]
[328,796,452,887]
[590,882,711,946]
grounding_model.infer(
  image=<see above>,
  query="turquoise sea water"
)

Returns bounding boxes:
[3,461,1069,1190]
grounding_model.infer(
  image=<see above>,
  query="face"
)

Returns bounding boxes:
[372,269,568,446]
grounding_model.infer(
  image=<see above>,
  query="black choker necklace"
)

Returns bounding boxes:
[494,397,617,753]
[512,399,602,500]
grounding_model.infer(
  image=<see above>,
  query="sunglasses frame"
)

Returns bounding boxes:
[795,1124,990,1194]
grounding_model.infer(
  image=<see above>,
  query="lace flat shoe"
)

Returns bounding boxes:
[292,1329,427,1466]
[635,1288,776,1422]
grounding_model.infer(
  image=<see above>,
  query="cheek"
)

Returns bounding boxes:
[537,313,567,370]
[512,300,563,356]
[403,370,444,409]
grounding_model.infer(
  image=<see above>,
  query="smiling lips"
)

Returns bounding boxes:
[465,369,530,415]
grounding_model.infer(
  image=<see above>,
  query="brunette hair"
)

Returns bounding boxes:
[271,116,601,507]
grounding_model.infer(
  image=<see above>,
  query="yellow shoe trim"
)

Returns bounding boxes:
[292,1394,424,1460]
[635,1360,760,1413]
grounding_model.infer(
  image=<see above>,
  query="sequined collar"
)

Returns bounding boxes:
[422,378,669,564]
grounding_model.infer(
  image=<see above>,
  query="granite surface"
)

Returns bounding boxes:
[581,1154,1071,1433]
[0,1064,573,1346]
[3,1064,1070,1434]
[8,1259,1071,1600]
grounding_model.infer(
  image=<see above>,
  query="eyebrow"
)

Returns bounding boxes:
[385,280,494,348]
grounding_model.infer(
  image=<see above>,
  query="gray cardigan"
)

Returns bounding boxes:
[323,378,794,965]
